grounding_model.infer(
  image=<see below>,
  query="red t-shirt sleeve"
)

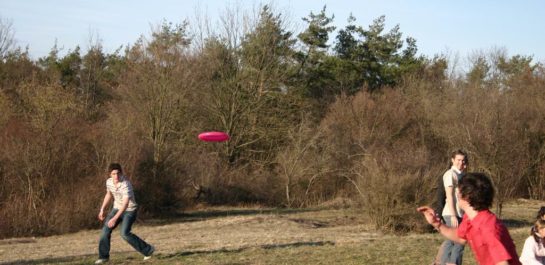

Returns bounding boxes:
[457,215,468,240]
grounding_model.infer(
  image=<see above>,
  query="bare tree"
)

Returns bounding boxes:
[120,21,193,167]
[0,17,16,59]
[276,115,328,207]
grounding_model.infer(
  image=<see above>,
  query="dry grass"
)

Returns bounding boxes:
[0,199,542,265]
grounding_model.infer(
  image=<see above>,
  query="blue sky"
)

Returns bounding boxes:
[1,0,544,63]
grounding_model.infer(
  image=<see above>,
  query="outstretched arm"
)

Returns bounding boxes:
[417,206,466,245]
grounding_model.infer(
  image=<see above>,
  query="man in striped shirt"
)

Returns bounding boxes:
[95,163,155,264]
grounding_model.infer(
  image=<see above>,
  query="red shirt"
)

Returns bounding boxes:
[457,210,521,265]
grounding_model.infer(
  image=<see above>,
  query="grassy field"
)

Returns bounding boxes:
[0,199,542,265]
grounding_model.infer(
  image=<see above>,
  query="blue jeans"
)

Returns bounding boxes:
[98,209,153,259]
[440,215,464,265]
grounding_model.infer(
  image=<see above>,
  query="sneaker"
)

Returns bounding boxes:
[143,245,155,261]
[94,259,108,264]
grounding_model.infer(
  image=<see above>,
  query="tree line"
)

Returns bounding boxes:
[0,5,544,238]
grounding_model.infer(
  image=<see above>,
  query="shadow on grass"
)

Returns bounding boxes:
[0,241,335,265]
[0,254,96,265]
[161,240,335,259]
[261,241,335,249]
[502,218,533,228]
[141,207,324,226]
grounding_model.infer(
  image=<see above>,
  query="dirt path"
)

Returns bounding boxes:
[0,208,377,264]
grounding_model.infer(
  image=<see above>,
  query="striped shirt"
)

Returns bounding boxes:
[106,176,138,211]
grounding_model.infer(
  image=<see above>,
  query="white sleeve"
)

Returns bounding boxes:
[443,170,453,188]
[520,237,543,265]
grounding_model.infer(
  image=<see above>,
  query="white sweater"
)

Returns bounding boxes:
[520,236,545,265]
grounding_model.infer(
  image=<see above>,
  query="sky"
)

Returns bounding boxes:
[1,0,544,63]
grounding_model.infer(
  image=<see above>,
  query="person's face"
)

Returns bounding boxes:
[110,169,121,181]
[538,227,545,238]
[452,155,465,171]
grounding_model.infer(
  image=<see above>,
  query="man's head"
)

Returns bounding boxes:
[450,149,467,171]
[108,163,123,180]
[458,172,494,211]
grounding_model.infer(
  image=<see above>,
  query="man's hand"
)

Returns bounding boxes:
[98,210,105,221]
[418,206,467,245]
[417,206,441,228]
[107,217,118,228]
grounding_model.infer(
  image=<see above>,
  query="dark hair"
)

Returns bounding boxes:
[537,206,545,220]
[108,163,123,174]
[458,172,494,211]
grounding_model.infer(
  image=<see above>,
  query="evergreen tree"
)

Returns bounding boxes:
[333,15,423,92]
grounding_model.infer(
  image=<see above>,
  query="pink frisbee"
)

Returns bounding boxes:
[198,131,230,142]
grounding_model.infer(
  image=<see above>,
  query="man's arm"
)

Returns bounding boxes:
[445,185,459,227]
[417,206,467,245]
[98,191,112,221]
[107,197,129,228]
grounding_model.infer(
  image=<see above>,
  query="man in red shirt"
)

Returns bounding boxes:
[418,173,520,265]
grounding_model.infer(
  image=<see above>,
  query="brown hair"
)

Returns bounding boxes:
[108,163,123,174]
[531,219,545,244]
[451,149,467,160]
[458,172,494,211]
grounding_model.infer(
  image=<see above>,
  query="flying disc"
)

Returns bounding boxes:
[198,131,230,142]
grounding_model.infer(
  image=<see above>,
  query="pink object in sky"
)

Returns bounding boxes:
[198,131,230,142]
